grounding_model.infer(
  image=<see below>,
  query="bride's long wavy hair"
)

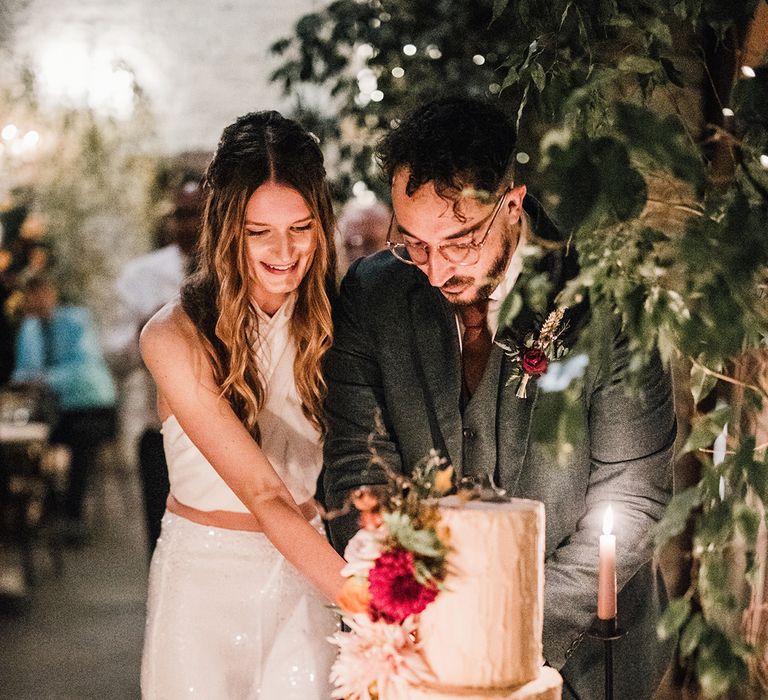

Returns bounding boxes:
[181,111,337,438]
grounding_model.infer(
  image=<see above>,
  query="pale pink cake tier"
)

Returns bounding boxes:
[385,497,563,700]
[419,498,547,689]
[389,666,562,700]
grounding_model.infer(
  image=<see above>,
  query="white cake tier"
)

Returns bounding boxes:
[418,497,546,690]
[388,666,562,700]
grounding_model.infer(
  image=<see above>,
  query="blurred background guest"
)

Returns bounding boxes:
[12,274,117,543]
[336,197,390,272]
[0,248,15,384]
[0,204,50,382]
[104,172,205,555]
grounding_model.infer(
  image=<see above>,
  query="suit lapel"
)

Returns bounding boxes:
[493,196,586,494]
[497,350,539,495]
[409,283,463,472]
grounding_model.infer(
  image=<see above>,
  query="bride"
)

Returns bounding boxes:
[139,111,345,698]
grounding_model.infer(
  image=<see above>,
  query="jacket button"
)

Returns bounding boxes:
[463,428,475,439]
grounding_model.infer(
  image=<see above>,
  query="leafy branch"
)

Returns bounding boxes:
[272,1,768,695]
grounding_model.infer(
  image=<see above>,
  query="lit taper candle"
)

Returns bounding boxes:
[597,505,617,620]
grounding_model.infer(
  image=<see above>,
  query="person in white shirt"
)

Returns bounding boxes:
[105,175,204,554]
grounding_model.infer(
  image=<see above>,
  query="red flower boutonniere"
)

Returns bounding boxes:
[497,307,568,398]
[521,348,549,376]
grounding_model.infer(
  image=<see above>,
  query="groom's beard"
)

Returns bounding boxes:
[444,225,515,307]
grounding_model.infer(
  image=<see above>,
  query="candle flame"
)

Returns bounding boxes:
[602,505,614,536]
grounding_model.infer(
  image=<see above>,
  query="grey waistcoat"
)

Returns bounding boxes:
[460,342,504,484]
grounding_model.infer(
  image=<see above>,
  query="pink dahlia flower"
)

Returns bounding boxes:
[368,549,437,623]
[328,615,435,699]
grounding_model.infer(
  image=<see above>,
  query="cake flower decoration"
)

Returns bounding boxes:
[329,615,434,700]
[329,448,454,699]
[368,549,438,622]
[496,306,569,398]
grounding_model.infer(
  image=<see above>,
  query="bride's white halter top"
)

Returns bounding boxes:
[162,295,322,512]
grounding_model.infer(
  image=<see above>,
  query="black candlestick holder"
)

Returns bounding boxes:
[588,617,626,700]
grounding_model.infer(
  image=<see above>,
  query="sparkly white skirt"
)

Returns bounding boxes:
[141,511,338,699]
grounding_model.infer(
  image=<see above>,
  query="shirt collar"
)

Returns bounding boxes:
[486,212,529,336]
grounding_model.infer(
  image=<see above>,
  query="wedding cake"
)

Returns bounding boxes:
[388,496,562,700]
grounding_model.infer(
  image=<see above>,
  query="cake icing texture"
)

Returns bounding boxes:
[387,496,562,700]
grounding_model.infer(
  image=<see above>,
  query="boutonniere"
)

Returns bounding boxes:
[496,307,569,398]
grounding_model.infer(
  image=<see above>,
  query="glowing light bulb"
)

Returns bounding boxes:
[357,43,375,60]
[23,131,39,148]
[713,424,727,466]
[760,154,768,169]
[473,54,485,66]
[403,44,417,56]
[2,124,18,141]
[741,65,756,78]
[722,107,734,117]
[391,67,405,78]
[356,68,378,94]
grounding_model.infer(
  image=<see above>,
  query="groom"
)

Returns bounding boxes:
[322,97,676,700]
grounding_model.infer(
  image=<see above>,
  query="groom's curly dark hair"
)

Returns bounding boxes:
[375,96,517,201]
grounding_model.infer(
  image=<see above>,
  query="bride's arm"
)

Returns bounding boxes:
[140,302,346,602]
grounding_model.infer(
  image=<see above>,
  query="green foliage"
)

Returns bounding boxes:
[384,511,446,558]
[654,409,768,695]
[660,599,754,698]
[540,129,649,233]
[679,611,706,656]
[274,2,768,693]
[695,625,752,698]
[530,383,587,466]
[657,595,692,640]
[681,404,731,455]
[533,1,768,683]
[613,103,704,190]
[270,0,528,198]
[690,363,718,404]
[653,486,702,552]
[673,193,768,363]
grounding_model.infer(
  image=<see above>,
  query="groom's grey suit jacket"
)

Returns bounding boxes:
[323,197,676,700]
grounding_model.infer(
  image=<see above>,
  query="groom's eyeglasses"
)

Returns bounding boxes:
[386,187,510,267]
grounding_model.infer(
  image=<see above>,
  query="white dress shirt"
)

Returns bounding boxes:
[104,244,187,433]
